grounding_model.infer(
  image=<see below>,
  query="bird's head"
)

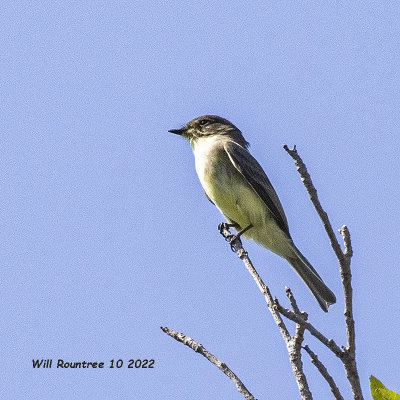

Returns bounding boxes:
[169,115,248,148]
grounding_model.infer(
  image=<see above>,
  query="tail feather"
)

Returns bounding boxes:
[287,248,336,312]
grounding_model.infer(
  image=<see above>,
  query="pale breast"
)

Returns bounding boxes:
[192,136,263,228]
[194,137,232,200]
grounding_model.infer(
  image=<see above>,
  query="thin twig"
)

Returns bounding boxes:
[303,345,344,400]
[286,287,301,314]
[283,145,344,263]
[274,301,343,358]
[285,289,310,400]
[340,225,353,259]
[340,226,355,354]
[338,226,363,400]
[285,288,306,362]
[160,326,257,400]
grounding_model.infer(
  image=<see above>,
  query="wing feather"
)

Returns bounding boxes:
[224,141,290,236]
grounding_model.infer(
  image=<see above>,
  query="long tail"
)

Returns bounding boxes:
[287,247,336,312]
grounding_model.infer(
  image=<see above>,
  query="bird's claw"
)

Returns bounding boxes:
[218,222,228,234]
[218,222,236,234]
[218,222,244,251]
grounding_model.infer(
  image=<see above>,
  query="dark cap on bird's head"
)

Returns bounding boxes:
[169,115,249,148]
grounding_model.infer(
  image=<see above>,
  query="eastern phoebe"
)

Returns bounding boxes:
[169,115,336,311]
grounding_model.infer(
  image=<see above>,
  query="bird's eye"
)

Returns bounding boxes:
[198,119,210,127]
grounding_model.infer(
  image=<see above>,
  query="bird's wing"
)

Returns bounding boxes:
[224,141,290,236]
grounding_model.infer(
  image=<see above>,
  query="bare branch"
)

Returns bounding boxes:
[283,145,364,400]
[303,345,344,400]
[218,224,291,342]
[286,289,310,400]
[219,224,313,400]
[339,226,355,354]
[288,332,311,400]
[285,287,301,314]
[338,226,363,400]
[160,326,257,400]
[283,145,344,263]
[286,289,306,352]
[283,288,308,366]
[340,225,353,258]
[274,301,343,358]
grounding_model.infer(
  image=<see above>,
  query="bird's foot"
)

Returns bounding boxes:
[218,222,238,233]
[218,223,253,252]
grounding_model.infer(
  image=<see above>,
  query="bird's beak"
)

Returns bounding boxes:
[168,128,185,136]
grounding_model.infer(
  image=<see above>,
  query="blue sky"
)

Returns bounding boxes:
[2,1,400,398]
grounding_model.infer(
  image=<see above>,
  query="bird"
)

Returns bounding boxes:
[169,115,336,311]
